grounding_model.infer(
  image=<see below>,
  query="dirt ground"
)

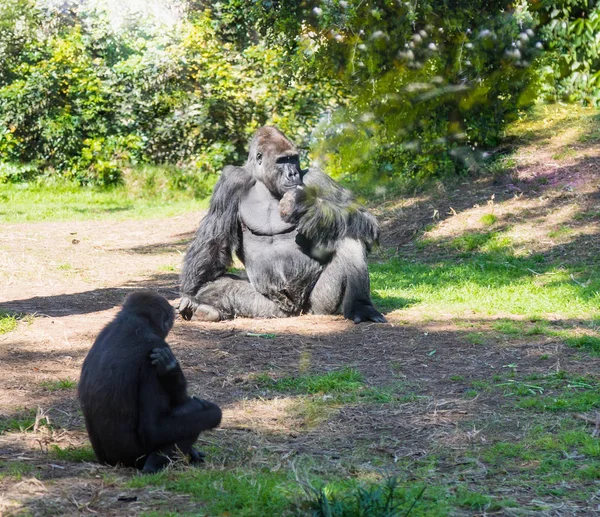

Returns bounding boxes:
[1,117,599,515]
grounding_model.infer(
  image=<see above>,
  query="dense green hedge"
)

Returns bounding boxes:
[0,1,340,186]
[535,0,600,105]
[0,1,597,189]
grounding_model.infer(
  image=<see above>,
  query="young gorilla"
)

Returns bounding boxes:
[78,291,221,473]
[178,126,386,324]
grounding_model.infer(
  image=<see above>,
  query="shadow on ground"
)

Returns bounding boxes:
[0,273,179,317]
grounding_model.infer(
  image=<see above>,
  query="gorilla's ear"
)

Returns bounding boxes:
[256,152,262,165]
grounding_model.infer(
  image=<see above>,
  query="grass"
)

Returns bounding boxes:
[2,104,600,516]
[505,103,600,144]
[0,409,37,434]
[0,165,211,223]
[129,469,300,517]
[39,378,77,391]
[129,467,520,516]
[253,370,418,429]
[0,461,35,480]
[254,368,364,395]
[0,311,18,334]
[49,445,97,462]
[474,420,600,490]
[370,251,600,320]
[458,370,600,413]
[548,225,574,239]
[479,213,497,226]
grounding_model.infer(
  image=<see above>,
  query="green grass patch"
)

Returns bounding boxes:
[39,378,77,391]
[130,468,518,517]
[450,231,494,252]
[0,168,211,223]
[254,368,364,395]
[548,226,574,239]
[130,469,299,517]
[50,445,96,462]
[551,147,577,160]
[0,409,37,433]
[573,210,600,221]
[0,461,35,480]
[465,332,486,345]
[157,264,177,273]
[525,321,551,335]
[480,213,498,226]
[370,256,600,319]
[564,334,600,354]
[497,372,600,412]
[476,419,600,490]
[0,312,18,334]
[493,319,524,335]
[254,369,421,406]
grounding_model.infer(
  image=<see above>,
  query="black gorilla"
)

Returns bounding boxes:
[178,126,386,324]
[78,291,222,473]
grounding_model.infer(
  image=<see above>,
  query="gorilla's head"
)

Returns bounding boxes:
[122,290,175,338]
[247,126,304,198]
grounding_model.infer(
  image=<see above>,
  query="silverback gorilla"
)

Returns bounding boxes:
[78,291,222,473]
[178,126,386,324]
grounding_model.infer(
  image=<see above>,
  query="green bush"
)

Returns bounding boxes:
[0,3,338,186]
[535,1,600,106]
[299,1,542,192]
[1,1,595,190]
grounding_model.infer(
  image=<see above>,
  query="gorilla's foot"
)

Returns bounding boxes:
[189,448,206,464]
[191,304,221,322]
[346,300,387,324]
[142,451,171,473]
[176,296,198,320]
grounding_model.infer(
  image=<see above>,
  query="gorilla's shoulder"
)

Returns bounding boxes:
[303,167,334,186]
[219,165,255,190]
[221,165,251,179]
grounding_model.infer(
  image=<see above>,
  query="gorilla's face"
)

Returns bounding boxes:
[272,152,303,191]
[249,127,305,198]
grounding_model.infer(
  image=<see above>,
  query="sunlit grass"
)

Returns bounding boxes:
[254,368,364,395]
[506,104,600,143]
[0,312,18,334]
[0,166,211,223]
[371,254,600,320]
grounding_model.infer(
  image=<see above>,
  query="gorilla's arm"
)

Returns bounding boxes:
[281,167,380,250]
[150,345,189,407]
[179,166,254,313]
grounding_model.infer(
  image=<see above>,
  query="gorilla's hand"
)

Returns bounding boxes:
[279,187,307,224]
[346,300,387,324]
[177,296,198,321]
[192,396,218,411]
[150,347,179,375]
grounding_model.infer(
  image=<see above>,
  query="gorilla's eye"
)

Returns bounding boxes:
[256,152,263,165]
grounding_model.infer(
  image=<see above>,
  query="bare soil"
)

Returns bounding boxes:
[0,125,599,515]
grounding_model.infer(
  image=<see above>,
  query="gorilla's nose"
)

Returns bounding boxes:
[285,166,301,183]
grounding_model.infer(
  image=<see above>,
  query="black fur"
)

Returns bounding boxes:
[179,126,386,324]
[78,291,222,473]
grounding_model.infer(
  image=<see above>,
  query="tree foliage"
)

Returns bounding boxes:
[0,0,339,186]
[0,1,597,189]
[534,0,600,105]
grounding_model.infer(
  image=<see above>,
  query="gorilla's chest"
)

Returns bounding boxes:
[239,182,295,236]
[238,182,322,308]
